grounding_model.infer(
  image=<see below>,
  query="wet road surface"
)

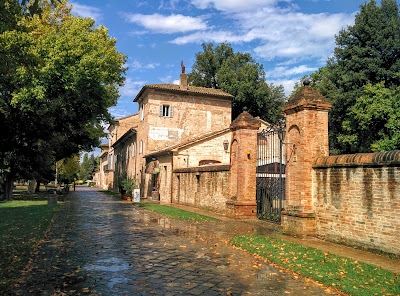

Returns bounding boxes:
[15,187,337,295]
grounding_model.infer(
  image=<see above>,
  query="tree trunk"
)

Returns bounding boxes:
[28,179,36,194]
[0,174,14,201]
[35,181,40,193]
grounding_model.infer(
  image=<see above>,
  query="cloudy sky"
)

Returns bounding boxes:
[69,0,365,119]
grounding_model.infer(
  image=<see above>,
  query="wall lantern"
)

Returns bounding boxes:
[223,140,229,151]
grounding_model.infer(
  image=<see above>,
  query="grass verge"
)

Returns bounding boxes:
[0,200,60,294]
[230,234,400,296]
[141,204,220,221]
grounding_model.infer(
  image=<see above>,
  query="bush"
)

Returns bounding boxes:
[119,178,138,197]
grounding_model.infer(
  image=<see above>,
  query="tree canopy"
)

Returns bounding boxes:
[296,0,400,154]
[0,0,126,200]
[77,153,99,182]
[188,43,285,122]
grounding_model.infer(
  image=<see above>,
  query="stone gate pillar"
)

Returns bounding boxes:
[282,81,331,237]
[227,110,260,219]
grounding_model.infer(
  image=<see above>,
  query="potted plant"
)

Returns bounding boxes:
[120,178,138,201]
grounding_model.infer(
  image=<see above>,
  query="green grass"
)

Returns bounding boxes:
[134,201,158,206]
[0,200,60,294]
[142,204,220,221]
[230,234,400,296]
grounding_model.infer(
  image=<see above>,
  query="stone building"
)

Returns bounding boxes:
[100,71,234,198]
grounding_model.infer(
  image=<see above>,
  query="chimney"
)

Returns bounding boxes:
[180,73,188,90]
[179,61,188,90]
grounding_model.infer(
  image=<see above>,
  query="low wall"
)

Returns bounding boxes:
[172,165,230,214]
[313,151,400,255]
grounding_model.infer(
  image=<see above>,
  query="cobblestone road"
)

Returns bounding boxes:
[15,187,337,296]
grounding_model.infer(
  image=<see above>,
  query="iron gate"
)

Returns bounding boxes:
[256,124,285,223]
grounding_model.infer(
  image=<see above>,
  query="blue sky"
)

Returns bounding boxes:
[69,0,368,156]
[69,0,369,119]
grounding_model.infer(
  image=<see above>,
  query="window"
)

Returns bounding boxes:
[139,140,143,154]
[131,143,136,158]
[159,104,173,117]
[140,104,144,121]
[126,146,129,160]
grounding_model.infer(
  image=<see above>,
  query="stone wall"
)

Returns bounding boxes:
[172,165,230,214]
[313,151,400,255]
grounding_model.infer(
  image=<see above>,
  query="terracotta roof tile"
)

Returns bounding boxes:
[284,86,331,111]
[134,84,233,102]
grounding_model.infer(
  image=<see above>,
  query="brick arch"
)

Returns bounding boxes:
[287,124,300,135]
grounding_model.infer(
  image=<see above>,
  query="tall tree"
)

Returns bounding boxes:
[0,0,126,200]
[78,153,99,181]
[298,0,400,154]
[188,42,285,122]
[342,82,400,152]
[58,154,80,184]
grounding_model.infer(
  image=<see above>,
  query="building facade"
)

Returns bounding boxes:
[99,72,234,198]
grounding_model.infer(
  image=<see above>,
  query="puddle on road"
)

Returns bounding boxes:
[85,257,130,272]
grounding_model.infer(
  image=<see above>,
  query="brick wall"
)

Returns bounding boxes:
[313,151,400,255]
[172,165,230,214]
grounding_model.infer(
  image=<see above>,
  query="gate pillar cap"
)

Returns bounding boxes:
[283,85,331,114]
[230,111,261,131]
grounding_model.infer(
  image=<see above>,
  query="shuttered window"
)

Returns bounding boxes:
[139,140,143,154]
[159,104,173,117]
[131,143,136,158]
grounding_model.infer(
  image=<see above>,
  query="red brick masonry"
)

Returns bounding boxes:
[313,151,400,255]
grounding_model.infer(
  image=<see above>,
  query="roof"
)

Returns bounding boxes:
[284,85,331,111]
[114,113,139,122]
[134,84,234,102]
[230,111,261,131]
[112,128,137,148]
[144,128,231,158]
[107,113,139,131]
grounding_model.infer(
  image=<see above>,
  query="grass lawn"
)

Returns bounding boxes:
[0,200,60,294]
[230,234,400,296]
[140,204,220,221]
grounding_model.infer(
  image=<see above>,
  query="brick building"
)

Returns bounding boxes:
[99,71,234,198]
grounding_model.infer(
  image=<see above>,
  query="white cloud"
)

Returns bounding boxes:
[265,65,318,78]
[109,106,132,119]
[171,30,246,44]
[267,78,299,96]
[172,5,354,63]
[190,0,280,12]
[119,78,146,97]
[70,2,103,21]
[129,60,160,70]
[124,13,208,33]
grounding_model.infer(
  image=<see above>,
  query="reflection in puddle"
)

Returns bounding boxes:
[85,257,130,272]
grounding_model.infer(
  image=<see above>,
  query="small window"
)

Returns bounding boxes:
[139,140,143,154]
[159,104,173,117]
[140,104,144,121]
[126,146,129,160]
[131,143,136,158]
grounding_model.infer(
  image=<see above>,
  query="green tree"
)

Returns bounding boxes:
[0,0,126,200]
[297,0,400,154]
[78,153,99,181]
[341,82,400,152]
[58,154,80,184]
[189,42,285,122]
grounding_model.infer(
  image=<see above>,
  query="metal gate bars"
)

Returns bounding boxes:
[256,124,285,223]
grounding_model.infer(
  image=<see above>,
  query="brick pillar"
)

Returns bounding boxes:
[282,81,331,237]
[227,110,260,219]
